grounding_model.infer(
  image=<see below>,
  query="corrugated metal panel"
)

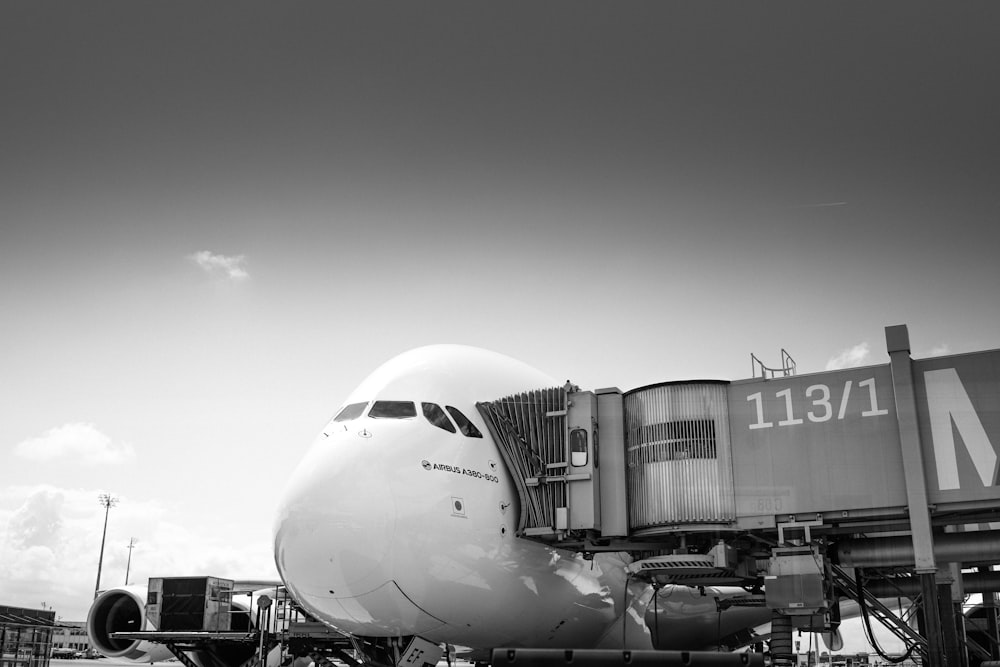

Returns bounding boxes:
[624,382,735,528]
[477,388,566,534]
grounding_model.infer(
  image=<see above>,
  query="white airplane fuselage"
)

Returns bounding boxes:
[272,345,763,654]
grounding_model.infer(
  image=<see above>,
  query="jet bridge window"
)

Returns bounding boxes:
[570,428,589,467]
[446,406,483,438]
[369,401,417,419]
[333,402,367,422]
[422,402,457,433]
[635,419,717,461]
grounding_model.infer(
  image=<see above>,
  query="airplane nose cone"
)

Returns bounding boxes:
[274,436,397,599]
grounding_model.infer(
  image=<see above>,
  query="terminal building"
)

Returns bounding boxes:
[0,606,56,667]
[48,623,92,657]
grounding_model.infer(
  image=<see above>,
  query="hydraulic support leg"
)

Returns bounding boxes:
[770,613,794,667]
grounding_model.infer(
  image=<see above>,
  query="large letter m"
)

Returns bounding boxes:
[926,368,997,491]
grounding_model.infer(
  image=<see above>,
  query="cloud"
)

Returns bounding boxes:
[825,342,871,370]
[188,250,249,281]
[929,343,952,357]
[0,485,278,621]
[14,423,135,465]
[7,488,65,549]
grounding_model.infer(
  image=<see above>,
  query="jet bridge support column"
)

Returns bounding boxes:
[937,571,967,667]
[981,566,1000,661]
[887,325,949,667]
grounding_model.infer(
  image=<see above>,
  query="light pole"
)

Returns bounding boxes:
[94,493,118,600]
[125,537,138,585]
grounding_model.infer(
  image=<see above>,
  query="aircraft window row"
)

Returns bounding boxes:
[330,400,483,438]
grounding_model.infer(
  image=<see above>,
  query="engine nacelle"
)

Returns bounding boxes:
[86,586,175,662]
[87,583,278,663]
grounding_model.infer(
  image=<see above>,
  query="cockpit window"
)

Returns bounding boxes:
[446,406,483,438]
[333,402,367,422]
[369,401,417,419]
[422,402,457,433]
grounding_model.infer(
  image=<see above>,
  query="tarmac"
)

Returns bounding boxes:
[51,660,143,667]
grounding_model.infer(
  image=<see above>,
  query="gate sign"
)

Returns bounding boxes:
[914,350,1000,501]
[728,364,904,517]
[727,348,1000,520]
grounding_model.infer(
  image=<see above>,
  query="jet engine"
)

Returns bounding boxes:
[87,584,265,662]
[86,585,174,662]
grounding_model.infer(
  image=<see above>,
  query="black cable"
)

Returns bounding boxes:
[855,571,917,663]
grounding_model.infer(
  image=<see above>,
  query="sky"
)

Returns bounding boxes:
[2,0,998,654]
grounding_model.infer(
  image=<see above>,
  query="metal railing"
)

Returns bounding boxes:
[750,349,796,379]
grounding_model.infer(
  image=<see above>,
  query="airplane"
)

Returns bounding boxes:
[89,344,822,666]
[272,344,774,663]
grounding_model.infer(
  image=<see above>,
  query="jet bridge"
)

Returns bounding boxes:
[477,325,1000,667]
